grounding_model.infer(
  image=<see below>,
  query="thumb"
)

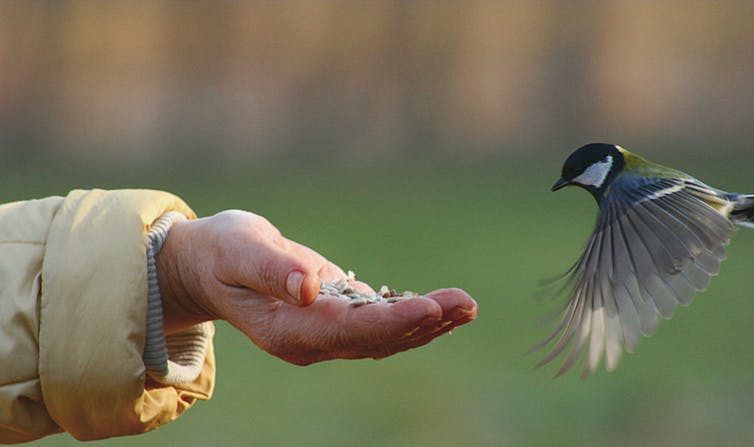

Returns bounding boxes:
[282,269,320,306]
[235,241,321,306]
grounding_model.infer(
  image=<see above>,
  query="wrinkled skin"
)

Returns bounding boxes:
[156,210,478,365]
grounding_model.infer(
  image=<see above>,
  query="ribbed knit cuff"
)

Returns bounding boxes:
[145,211,212,385]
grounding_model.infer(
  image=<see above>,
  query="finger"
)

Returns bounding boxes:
[339,297,443,347]
[423,288,479,321]
[313,290,476,355]
[289,242,376,294]
[398,288,478,342]
[288,244,366,286]
[374,325,454,359]
[329,318,456,361]
[285,242,351,303]
[371,332,440,359]
[275,295,443,347]
[294,302,472,362]
[231,239,325,307]
[349,280,375,295]
[286,240,332,268]
[317,261,347,282]
[288,297,442,362]
[364,288,478,359]
[385,309,477,355]
[253,289,477,365]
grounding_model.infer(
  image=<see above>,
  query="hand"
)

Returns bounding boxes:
[156,210,478,365]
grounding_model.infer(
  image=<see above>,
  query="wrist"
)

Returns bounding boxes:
[156,219,214,334]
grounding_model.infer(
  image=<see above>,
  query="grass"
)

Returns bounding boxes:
[6,153,754,446]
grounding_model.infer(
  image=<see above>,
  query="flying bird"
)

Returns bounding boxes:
[536,143,754,377]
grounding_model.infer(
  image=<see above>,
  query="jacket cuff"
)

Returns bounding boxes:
[145,211,212,384]
[39,190,215,441]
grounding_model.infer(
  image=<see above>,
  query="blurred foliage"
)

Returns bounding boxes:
[1,1,752,166]
[6,151,754,447]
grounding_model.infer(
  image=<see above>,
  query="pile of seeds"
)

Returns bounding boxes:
[320,271,418,307]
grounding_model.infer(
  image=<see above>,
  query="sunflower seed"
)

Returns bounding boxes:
[319,270,418,307]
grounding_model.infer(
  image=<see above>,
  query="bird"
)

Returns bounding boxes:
[535,142,754,378]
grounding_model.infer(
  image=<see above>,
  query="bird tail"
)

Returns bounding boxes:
[730,194,754,229]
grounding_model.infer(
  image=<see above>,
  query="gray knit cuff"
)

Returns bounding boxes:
[145,211,212,385]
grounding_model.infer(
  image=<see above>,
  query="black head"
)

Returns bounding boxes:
[551,143,626,197]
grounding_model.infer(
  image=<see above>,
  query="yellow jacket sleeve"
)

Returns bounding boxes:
[0,189,215,443]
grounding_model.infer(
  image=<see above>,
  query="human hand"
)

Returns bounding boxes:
[156,210,478,364]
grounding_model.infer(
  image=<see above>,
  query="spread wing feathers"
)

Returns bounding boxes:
[536,176,735,377]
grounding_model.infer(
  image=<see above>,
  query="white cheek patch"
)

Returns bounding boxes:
[573,155,613,188]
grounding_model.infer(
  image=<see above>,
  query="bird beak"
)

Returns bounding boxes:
[551,178,569,191]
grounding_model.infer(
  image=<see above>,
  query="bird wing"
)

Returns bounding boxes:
[537,175,735,377]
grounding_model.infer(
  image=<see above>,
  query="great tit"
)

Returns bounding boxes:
[537,143,754,377]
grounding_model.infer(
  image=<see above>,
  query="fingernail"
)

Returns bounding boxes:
[286,271,305,302]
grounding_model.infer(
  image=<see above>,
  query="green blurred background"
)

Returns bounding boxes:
[3,2,753,446]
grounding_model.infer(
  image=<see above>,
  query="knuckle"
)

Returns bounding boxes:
[253,216,278,234]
